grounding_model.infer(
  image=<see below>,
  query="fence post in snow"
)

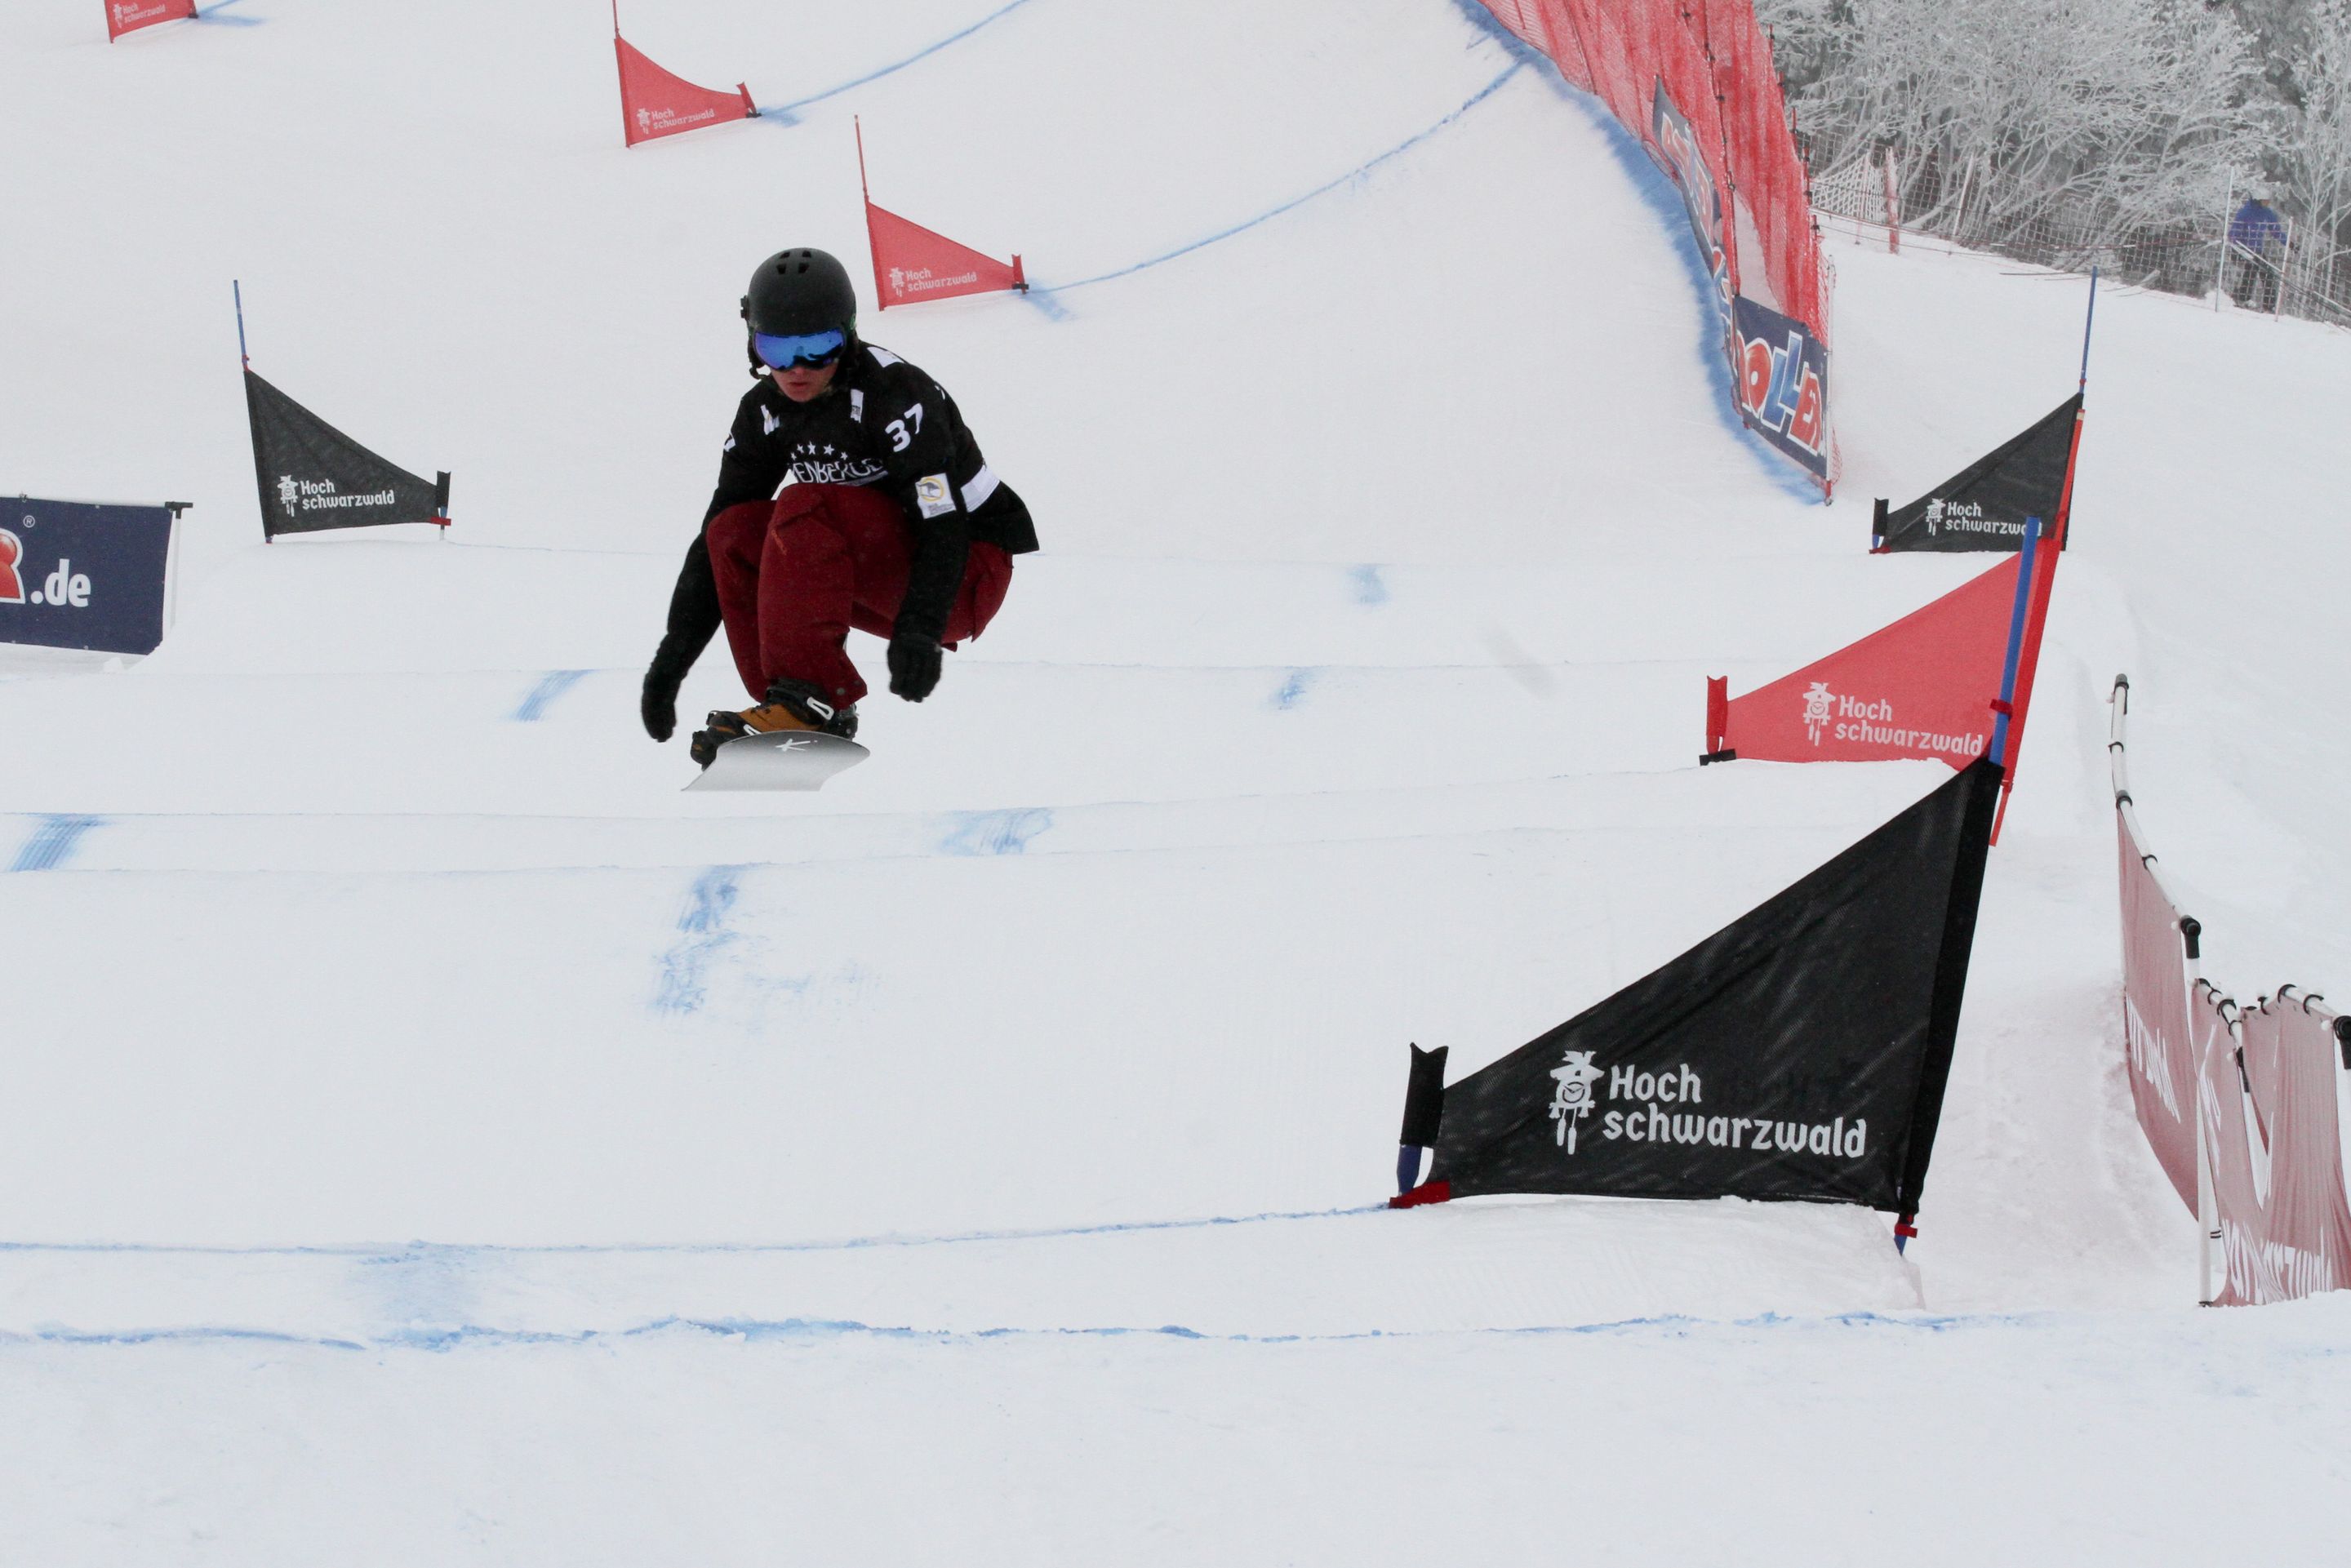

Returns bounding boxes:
[2273,218,2294,319]
[2182,917,2220,1305]
[1882,144,1900,255]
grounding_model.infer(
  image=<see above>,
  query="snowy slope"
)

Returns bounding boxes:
[5,0,2350,1560]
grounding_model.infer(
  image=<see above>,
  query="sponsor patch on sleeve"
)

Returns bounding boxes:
[914,474,955,519]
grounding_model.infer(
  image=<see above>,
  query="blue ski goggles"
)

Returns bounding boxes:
[754,328,847,370]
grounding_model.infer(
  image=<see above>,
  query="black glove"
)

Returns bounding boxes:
[888,634,943,702]
[641,642,689,740]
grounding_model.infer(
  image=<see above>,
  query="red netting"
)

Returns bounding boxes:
[1476,0,1826,345]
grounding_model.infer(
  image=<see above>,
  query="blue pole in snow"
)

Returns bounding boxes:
[233,279,249,370]
[2078,268,2099,392]
[1989,517,2044,767]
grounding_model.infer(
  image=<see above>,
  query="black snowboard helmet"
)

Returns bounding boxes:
[742,247,858,340]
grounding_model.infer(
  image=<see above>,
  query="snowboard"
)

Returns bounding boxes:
[685,730,869,792]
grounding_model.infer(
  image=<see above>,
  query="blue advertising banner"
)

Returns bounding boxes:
[1651,81,1735,340]
[1731,295,1830,482]
[0,497,177,655]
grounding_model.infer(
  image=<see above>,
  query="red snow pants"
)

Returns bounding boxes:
[704,483,1012,708]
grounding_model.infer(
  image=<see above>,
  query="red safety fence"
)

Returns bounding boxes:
[1690,1,1823,333]
[2109,676,2351,1306]
[1473,0,1831,485]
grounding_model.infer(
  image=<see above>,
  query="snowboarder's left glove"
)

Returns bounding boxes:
[641,640,690,740]
[888,634,943,702]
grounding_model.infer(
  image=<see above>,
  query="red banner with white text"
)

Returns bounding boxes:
[615,36,754,148]
[864,203,1025,309]
[107,0,194,41]
[1709,542,2056,782]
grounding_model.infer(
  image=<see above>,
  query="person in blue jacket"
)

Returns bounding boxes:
[2229,197,2287,312]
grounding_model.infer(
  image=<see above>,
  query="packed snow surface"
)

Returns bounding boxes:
[4,0,2349,1561]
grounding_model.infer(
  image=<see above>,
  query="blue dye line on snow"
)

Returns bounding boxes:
[1349,564,1390,606]
[0,1204,1384,1264]
[936,806,1054,856]
[760,0,1039,120]
[1268,669,1315,711]
[651,866,745,1015]
[510,669,589,722]
[0,1307,2095,1358]
[1026,62,1526,303]
[7,815,106,873]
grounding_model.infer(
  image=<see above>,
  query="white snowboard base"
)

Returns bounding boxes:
[684,730,869,792]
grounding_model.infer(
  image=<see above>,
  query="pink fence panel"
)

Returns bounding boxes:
[2202,992,2351,1305]
[2117,806,2198,1210]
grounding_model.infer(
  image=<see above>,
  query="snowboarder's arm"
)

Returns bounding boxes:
[656,533,722,664]
[642,405,785,739]
[668,404,792,657]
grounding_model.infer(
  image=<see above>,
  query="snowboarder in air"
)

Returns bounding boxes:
[638,247,1038,767]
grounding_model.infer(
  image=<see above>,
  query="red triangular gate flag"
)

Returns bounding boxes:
[106,0,194,41]
[856,120,1025,309]
[1706,540,2060,793]
[864,203,1027,307]
[615,35,754,147]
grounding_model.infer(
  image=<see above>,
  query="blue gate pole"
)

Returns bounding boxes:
[2078,268,2099,391]
[1989,516,2044,767]
[233,279,250,370]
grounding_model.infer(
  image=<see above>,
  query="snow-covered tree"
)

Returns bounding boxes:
[1759,0,2278,272]
[2275,0,2351,262]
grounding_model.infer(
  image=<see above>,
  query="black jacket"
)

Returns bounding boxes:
[655,341,1038,672]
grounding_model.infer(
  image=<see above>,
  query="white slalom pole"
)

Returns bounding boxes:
[2215,171,2233,311]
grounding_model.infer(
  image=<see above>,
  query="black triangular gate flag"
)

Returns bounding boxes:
[1401,757,2002,1215]
[1873,394,2081,553]
[245,370,449,540]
